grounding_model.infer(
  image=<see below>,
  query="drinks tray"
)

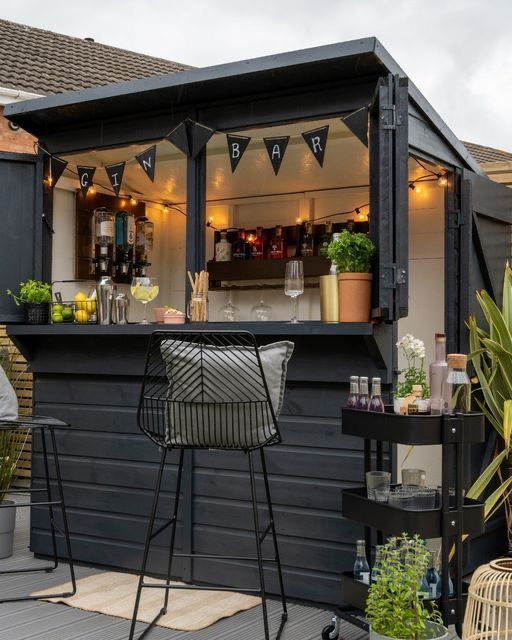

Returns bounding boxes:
[342,408,485,445]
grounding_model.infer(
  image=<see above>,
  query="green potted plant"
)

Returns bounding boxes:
[6,280,52,324]
[327,230,376,322]
[394,334,429,414]
[366,533,448,640]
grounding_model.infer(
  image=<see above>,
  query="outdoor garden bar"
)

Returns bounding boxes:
[2,37,512,634]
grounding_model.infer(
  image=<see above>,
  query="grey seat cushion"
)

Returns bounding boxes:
[0,365,18,421]
[160,339,294,449]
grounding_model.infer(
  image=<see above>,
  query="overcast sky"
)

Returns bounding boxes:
[3,0,512,150]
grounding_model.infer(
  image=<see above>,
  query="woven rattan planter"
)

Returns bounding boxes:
[464,558,512,639]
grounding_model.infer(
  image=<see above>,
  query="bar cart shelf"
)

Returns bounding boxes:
[324,408,485,640]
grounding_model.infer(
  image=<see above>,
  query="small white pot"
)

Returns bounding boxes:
[393,397,430,415]
[370,622,449,640]
[393,397,404,414]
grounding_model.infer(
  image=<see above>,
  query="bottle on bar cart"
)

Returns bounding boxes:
[369,377,385,413]
[346,376,359,408]
[429,333,448,415]
[319,221,333,257]
[426,551,440,599]
[371,545,383,584]
[215,230,232,262]
[300,221,314,257]
[353,539,370,584]
[443,354,471,414]
[268,225,285,259]
[249,226,264,259]
[232,229,250,260]
[357,376,369,410]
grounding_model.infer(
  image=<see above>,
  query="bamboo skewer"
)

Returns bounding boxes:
[187,270,209,322]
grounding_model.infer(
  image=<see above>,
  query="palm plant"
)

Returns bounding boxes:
[466,265,512,547]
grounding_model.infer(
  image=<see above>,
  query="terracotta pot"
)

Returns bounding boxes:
[338,272,372,322]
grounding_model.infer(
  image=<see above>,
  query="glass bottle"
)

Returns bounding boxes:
[353,539,370,584]
[215,230,232,262]
[300,222,314,257]
[443,354,471,414]
[437,566,454,598]
[115,210,135,282]
[369,377,385,413]
[250,227,264,260]
[347,375,359,408]
[232,229,249,260]
[268,225,285,259]
[371,545,383,584]
[94,207,115,275]
[429,333,447,415]
[426,552,440,599]
[357,376,369,411]
[319,222,333,257]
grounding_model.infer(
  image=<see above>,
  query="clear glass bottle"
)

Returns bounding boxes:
[269,225,285,259]
[371,545,383,584]
[443,354,471,414]
[319,222,333,257]
[437,566,454,598]
[300,222,314,257]
[356,376,369,410]
[426,551,440,599]
[215,230,232,262]
[429,333,447,415]
[347,375,359,408]
[353,539,370,584]
[232,229,249,260]
[369,377,385,413]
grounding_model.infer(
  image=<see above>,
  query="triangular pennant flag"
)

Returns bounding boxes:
[105,162,125,196]
[77,166,96,198]
[342,108,369,147]
[166,122,191,156]
[190,121,215,158]
[49,156,68,187]
[135,145,157,182]
[302,125,329,167]
[263,136,289,175]
[226,134,251,173]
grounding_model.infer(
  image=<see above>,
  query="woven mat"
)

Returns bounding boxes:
[32,571,261,631]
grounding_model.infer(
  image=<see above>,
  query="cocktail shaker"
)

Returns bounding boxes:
[113,293,129,325]
[96,276,116,325]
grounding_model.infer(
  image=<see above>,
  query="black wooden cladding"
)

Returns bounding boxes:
[17,329,391,605]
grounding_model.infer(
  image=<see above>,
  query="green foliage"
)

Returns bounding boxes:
[6,280,51,305]
[366,533,443,640]
[0,430,27,503]
[327,230,375,273]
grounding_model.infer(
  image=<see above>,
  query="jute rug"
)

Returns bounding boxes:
[32,571,261,631]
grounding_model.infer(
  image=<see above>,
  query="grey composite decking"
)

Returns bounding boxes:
[0,496,368,640]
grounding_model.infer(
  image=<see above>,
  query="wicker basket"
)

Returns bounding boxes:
[463,558,512,639]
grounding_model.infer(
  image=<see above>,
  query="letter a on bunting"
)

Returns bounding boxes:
[263,136,290,175]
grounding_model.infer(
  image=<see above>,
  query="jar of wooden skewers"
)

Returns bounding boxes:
[187,270,209,322]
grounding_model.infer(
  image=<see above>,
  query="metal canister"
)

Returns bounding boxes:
[113,293,129,325]
[320,274,339,322]
[95,276,116,325]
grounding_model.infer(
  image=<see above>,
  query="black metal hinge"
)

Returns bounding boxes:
[381,105,402,130]
[382,263,407,288]
[447,209,463,229]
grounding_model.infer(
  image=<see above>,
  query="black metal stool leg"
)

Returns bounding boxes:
[248,450,270,640]
[41,426,58,571]
[260,448,288,637]
[129,447,168,640]
[163,449,184,613]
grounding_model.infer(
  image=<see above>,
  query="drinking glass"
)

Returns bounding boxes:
[366,470,391,500]
[285,260,304,324]
[130,277,159,325]
[219,295,240,322]
[402,468,426,487]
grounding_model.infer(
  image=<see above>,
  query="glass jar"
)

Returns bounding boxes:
[443,353,471,414]
[187,293,208,323]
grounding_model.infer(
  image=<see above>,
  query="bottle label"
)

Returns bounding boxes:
[127,218,135,245]
[428,582,437,598]
[100,220,114,240]
[215,242,232,262]
[361,572,370,585]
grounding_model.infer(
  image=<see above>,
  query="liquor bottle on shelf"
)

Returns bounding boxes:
[430,333,447,415]
[346,376,359,408]
[114,210,135,283]
[215,230,232,262]
[232,229,250,260]
[357,376,369,411]
[250,226,264,259]
[426,552,440,599]
[443,354,471,414]
[94,207,115,277]
[300,221,314,257]
[353,539,370,584]
[369,377,385,413]
[268,225,285,259]
[294,220,303,257]
[371,545,383,584]
[134,216,153,276]
[319,221,333,257]
[437,565,454,597]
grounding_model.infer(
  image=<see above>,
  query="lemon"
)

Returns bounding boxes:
[52,312,63,323]
[84,298,96,314]
[74,291,87,311]
[74,310,89,324]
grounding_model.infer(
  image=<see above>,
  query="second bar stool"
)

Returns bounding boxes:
[129,330,294,640]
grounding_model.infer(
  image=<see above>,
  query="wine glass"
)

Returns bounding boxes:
[284,260,304,324]
[130,277,159,325]
[251,297,273,321]
[219,294,240,322]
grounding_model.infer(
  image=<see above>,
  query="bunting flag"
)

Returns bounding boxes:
[166,121,190,156]
[263,136,289,175]
[302,125,329,167]
[104,162,125,196]
[135,145,157,182]
[190,121,215,158]
[166,119,215,158]
[77,166,96,198]
[49,156,68,187]
[227,134,251,173]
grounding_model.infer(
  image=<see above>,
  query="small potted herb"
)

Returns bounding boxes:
[6,280,52,324]
[366,534,448,640]
[327,230,376,322]
[394,334,429,414]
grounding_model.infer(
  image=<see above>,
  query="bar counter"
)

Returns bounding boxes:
[8,321,392,605]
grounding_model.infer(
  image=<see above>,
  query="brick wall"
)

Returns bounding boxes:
[0,106,36,154]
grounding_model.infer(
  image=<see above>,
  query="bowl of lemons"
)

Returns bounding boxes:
[51,283,98,324]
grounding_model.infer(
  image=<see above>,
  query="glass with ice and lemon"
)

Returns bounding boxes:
[130,277,159,325]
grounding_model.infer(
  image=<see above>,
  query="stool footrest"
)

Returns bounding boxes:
[173,552,277,562]
[4,500,63,508]
[141,582,261,593]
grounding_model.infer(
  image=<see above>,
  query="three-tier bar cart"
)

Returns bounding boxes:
[321,407,485,639]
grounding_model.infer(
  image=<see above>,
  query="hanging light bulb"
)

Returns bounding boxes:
[119,198,126,208]
[409,183,416,191]
[46,176,53,187]
[163,205,169,214]
[437,175,448,187]
[296,217,303,224]
[89,185,96,195]
[130,196,138,206]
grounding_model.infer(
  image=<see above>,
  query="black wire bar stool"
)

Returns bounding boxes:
[129,330,289,640]
[0,416,76,602]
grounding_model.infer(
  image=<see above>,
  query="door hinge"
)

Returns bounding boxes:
[447,209,463,229]
[381,105,401,130]
[382,264,407,288]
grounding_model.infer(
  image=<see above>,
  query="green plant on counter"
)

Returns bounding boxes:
[6,280,51,305]
[366,533,443,640]
[326,230,375,273]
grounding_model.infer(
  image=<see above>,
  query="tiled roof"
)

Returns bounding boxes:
[0,18,190,95]
[463,141,512,165]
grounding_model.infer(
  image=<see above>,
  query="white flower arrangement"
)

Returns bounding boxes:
[395,334,429,398]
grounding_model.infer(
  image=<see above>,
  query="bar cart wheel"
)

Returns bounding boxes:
[321,616,341,639]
